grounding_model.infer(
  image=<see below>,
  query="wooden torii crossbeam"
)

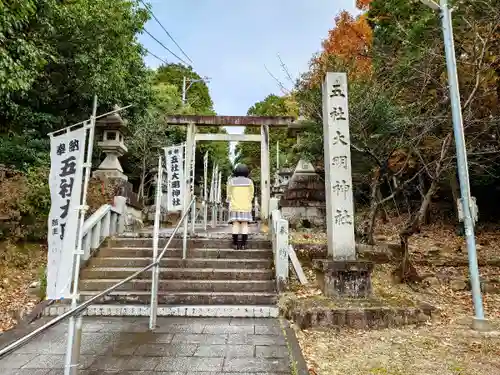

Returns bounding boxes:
[165,115,296,127]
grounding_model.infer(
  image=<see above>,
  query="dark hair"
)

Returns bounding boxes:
[233,164,250,177]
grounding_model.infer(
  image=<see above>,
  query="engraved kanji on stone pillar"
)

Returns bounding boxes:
[322,72,356,260]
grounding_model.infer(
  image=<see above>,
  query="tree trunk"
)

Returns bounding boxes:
[376,186,389,223]
[367,178,381,245]
[138,158,147,202]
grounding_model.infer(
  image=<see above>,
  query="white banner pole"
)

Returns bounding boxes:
[149,155,162,330]
[203,152,208,231]
[63,95,97,375]
[217,171,222,224]
[212,164,218,228]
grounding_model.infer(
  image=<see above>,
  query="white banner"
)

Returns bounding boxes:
[47,126,87,299]
[212,164,219,204]
[216,171,222,203]
[165,144,185,211]
[190,142,195,196]
[209,164,215,203]
[203,152,208,202]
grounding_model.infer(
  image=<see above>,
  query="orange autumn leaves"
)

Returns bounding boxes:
[309,1,374,86]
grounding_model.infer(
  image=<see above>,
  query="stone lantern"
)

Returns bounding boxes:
[93,108,130,182]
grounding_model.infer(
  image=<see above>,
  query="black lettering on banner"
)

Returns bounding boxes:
[168,149,172,155]
[171,163,179,172]
[60,199,70,219]
[68,139,79,152]
[60,223,66,240]
[59,156,77,177]
[171,172,179,180]
[172,198,181,206]
[173,148,179,154]
[59,177,74,198]
[172,189,181,197]
[51,219,59,227]
[52,227,58,235]
[172,180,180,189]
[171,155,178,164]
[57,143,66,156]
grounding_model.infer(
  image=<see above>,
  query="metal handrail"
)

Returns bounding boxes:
[0,195,196,360]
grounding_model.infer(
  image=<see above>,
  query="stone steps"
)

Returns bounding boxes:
[81,267,274,280]
[97,247,273,259]
[79,291,277,305]
[88,257,273,269]
[64,233,278,316]
[107,238,272,250]
[79,279,275,293]
[43,304,279,318]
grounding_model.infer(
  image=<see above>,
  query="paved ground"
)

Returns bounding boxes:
[0,317,292,374]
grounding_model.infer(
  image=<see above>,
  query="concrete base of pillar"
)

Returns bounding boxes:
[313,259,374,298]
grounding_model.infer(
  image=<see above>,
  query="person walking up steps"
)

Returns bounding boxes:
[227,164,254,250]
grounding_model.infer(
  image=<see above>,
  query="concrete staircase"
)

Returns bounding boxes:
[45,235,279,317]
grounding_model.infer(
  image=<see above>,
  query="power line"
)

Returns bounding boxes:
[139,0,193,64]
[143,28,190,66]
[144,48,168,65]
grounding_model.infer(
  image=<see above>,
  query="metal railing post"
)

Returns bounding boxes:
[190,198,196,234]
[182,199,191,259]
[70,316,83,375]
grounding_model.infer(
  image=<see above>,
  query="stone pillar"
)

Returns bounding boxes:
[314,72,373,298]
[322,72,355,260]
[93,111,129,182]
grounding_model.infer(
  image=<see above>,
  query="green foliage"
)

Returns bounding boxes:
[236,94,298,191]
[1,0,152,137]
[154,63,214,113]
[151,63,230,189]
[0,0,53,94]
[0,133,50,170]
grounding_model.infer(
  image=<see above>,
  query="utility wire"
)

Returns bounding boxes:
[144,48,168,65]
[139,0,193,64]
[143,28,190,66]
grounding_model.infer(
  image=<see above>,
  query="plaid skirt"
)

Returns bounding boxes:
[228,211,253,223]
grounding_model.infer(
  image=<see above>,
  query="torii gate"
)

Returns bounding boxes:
[165,115,295,221]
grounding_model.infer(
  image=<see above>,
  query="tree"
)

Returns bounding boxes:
[235,94,298,194]
[153,63,213,113]
[152,63,231,191]
[307,9,373,87]
[293,0,500,282]
[1,0,153,169]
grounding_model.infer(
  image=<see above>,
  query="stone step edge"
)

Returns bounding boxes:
[80,279,274,284]
[92,257,271,262]
[43,304,279,318]
[100,247,273,251]
[79,291,277,297]
[84,267,273,273]
[114,235,271,240]
[118,233,270,240]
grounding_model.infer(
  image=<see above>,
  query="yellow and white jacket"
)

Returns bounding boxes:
[227,177,254,212]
